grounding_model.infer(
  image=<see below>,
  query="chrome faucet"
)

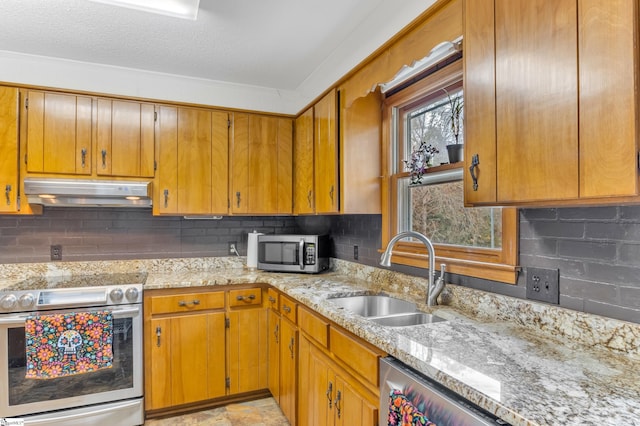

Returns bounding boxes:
[380,231,441,307]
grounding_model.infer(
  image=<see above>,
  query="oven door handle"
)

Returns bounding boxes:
[0,305,141,325]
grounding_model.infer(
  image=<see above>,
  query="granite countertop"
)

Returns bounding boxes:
[1,257,639,425]
[144,265,640,426]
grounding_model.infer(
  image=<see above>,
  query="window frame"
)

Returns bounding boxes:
[381,59,519,284]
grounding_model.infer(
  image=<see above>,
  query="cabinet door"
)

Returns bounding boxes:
[147,317,172,410]
[306,344,333,426]
[267,309,281,403]
[335,376,377,426]
[280,318,297,425]
[578,0,638,198]
[495,0,578,202]
[294,107,314,214]
[0,87,19,213]
[230,113,293,214]
[227,307,268,394]
[463,0,497,204]
[155,106,228,215]
[96,99,155,178]
[315,89,339,213]
[26,90,92,175]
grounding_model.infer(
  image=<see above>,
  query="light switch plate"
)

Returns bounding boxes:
[526,267,559,304]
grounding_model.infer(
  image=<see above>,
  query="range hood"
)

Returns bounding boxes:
[24,178,152,208]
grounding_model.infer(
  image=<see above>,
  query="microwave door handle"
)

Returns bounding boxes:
[299,239,305,270]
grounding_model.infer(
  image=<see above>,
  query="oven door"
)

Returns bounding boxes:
[0,304,143,418]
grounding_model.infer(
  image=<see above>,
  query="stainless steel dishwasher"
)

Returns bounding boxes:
[379,357,510,426]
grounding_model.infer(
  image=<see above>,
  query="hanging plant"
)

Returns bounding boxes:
[404,141,439,185]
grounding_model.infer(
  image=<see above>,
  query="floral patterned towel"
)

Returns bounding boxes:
[25,311,113,379]
[388,389,436,426]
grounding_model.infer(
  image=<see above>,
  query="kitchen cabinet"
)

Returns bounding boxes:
[464,0,639,206]
[298,307,380,426]
[314,89,339,214]
[0,86,19,213]
[266,289,298,425]
[230,113,293,215]
[24,90,92,176]
[294,107,314,214]
[144,290,227,411]
[96,98,155,178]
[299,335,378,426]
[154,105,229,215]
[227,287,268,394]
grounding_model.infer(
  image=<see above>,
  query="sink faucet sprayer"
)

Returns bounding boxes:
[380,231,445,307]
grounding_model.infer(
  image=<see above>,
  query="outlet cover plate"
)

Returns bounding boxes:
[50,245,62,261]
[526,267,559,304]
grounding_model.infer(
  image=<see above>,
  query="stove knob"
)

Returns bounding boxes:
[110,288,124,302]
[1,294,17,310]
[19,293,35,309]
[125,287,139,302]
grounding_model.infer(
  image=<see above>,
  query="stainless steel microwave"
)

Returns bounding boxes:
[257,234,330,274]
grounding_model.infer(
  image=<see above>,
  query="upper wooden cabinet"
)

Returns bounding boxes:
[96,99,155,178]
[230,113,293,215]
[24,90,92,175]
[294,107,314,215]
[154,105,229,216]
[0,86,19,213]
[464,0,639,206]
[314,89,339,214]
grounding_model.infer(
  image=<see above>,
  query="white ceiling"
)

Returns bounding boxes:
[0,0,436,113]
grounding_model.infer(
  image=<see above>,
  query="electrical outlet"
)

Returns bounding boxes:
[228,241,237,255]
[50,245,62,261]
[526,267,559,304]
[354,245,359,260]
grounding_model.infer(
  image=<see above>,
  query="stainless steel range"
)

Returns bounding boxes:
[0,273,145,426]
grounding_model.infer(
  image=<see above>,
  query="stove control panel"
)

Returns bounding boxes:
[0,283,143,313]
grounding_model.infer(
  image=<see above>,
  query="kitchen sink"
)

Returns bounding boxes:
[369,312,446,327]
[328,295,417,317]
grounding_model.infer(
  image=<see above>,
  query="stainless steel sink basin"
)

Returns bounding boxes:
[328,295,417,317]
[369,312,446,327]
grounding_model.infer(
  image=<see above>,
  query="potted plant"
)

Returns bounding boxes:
[404,141,439,185]
[443,88,464,164]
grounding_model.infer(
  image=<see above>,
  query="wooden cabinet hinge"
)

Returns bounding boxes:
[16,196,21,211]
[227,119,231,129]
[154,160,157,171]
[637,152,640,171]
[24,154,27,165]
[25,97,28,109]
[225,317,230,328]
[154,111,158,122]
[225,377,231,389]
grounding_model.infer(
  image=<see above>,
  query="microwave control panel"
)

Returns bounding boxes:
[305,243,316,265]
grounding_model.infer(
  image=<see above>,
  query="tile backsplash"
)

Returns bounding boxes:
[2,206,639,324]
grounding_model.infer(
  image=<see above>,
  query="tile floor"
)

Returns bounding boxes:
[144,398,289,425]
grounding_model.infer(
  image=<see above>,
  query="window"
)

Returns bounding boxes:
[382,59,518,284]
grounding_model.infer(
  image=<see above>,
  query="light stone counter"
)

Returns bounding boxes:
[1,257,639,425]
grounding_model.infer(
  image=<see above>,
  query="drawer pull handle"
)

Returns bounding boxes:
[282,305,291,313]
[178,299,200,307]
[236,294,256,302]
[334,390,342,418]
[326,381,333,408]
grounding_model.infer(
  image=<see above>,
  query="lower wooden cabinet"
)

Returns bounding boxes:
[227,306,268,394]
[144,290,227,411]
[299,335,378,426]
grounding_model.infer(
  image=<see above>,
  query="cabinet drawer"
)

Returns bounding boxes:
[330,327,381,387]
[229,288,263,307]
[150,291,225,314]
[279,295,298,324]
[299,307,329,348]
[267,288,279,311]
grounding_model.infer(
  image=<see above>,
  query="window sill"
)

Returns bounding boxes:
[382,248,520,284]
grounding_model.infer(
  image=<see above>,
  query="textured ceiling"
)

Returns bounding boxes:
[0,0,400,91]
